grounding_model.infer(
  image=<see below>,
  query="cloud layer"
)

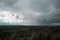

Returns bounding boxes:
[0,0,60,25]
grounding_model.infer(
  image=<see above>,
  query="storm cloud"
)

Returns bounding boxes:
[0,0,60,25]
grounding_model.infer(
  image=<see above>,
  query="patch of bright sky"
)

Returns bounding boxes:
[0,10,25,24]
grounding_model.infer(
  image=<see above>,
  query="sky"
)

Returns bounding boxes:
[0,0,60,25]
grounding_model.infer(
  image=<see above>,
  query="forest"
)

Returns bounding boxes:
[0,26,60,40]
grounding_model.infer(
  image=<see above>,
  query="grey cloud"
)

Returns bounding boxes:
[53,0,60,9]
[0,0,18,6]
[0,0,19,11]
[30,0,60,13]
[46,9,60,23]
[29,0,60,25]
[0,0,60,25]
[30,0,53,13]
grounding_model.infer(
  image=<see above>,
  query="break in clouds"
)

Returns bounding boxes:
[0,0,60,25]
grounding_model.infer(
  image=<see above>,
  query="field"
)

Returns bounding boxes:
[0,25,60,40]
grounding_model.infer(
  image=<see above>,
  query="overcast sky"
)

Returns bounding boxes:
[0,0,60,25]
